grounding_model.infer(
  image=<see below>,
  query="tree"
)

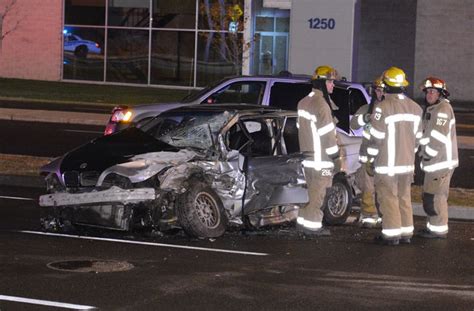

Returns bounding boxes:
[199,0,251,75]
[0,0,20,51]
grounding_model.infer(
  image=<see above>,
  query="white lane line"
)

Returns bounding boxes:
[0,195,34,201]
[0,295,96,310]
[63,129,102,134]
[19,230,269,256]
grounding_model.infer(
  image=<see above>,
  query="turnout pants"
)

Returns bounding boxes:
[422,170,453,234]
[355,165,377,218]
[298,167,332,229]
[374,173,414,239]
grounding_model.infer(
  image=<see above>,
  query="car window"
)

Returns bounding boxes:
[210,81,266,105]
[269,82,312,110]
[227,118,278,157]
[282,117,300,154]
[331,87,350,134]
[180,78,231,103]
[348,89,368,115]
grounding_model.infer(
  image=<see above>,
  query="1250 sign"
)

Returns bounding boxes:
[308,18,336,30]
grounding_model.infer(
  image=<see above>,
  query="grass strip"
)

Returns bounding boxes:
[0,78,190,105]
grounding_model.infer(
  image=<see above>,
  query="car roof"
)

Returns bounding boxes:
[162,103,283,114]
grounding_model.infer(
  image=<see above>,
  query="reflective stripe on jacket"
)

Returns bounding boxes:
[367,93,423,176]
[350,103,379,163]
[420,98,459,173]
[297,89,338,171]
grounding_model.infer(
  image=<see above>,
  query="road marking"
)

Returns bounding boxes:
[19,230,269,256]
[0,195,34,201]
[0,295,96,310]
[63,129,102,134]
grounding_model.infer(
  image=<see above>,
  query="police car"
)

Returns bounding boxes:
[64,32,101,58]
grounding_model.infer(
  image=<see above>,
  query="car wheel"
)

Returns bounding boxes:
[74,45,88,58]
[177,180,227,238]
[323,174,352,225]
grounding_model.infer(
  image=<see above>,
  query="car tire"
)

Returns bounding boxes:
[74,45,88,58]
[177,180,227,238]
[323,174,353,225]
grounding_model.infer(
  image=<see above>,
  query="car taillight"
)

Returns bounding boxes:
[110,106,133,123]
[104,123,116,136]
[95,43,100,48]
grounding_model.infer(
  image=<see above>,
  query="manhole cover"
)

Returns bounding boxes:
[47,260,134,273]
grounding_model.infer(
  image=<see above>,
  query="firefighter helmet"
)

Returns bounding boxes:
[312,65,338,80]
[421,76,450,97]
[382,67,409,87]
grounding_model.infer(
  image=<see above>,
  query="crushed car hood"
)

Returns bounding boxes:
[59,127,180,173]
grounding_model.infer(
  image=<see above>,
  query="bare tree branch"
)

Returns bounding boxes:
[1,0,18,40]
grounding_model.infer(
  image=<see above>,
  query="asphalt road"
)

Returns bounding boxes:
[1,120,473,188]
[0,186,473,310]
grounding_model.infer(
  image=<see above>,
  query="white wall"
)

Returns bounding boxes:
[288,0,357,79]
[414,0,474,101]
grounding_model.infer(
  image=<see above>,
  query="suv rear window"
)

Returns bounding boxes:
[331,87,368,133]
[269,82,312,110]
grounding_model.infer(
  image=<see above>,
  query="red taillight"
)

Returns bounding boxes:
[110,106,132,123]
[104,123,116,136]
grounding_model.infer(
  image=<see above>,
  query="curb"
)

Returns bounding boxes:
[2,174,472,221]
[0,108,109,126]
[0,175,44,189]
[412,203,473,221]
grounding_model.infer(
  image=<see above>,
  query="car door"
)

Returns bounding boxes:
[226,114,308,214]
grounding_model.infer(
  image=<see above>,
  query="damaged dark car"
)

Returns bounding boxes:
[39,104,360,238]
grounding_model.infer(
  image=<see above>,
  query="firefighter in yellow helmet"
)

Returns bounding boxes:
[350,77,385,227]
[418,77,458,239]
[296,65,339,237]
[366,67,423,245]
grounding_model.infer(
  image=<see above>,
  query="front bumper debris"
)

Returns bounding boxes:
[39,186,156,207]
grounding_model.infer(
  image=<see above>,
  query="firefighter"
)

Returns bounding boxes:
[367,67,423,245]
[350,77,385,228]
[418,77,458,239]
[296,65,339,237]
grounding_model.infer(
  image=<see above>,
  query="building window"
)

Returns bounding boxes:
[63,28,104,81]
[106,29,149,84]
[64,0,106,26]
[152,0,196,29]
[251,1,290,76]
[151,30,195,86]
[63,0,246,88]
[108,0,150,27]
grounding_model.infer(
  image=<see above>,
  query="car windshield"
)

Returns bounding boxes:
[140,110,234,150]
[180,78,231,103]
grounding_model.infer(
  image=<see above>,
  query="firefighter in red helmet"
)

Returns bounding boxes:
[418,77,458,239]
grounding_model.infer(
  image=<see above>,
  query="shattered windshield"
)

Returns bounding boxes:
[141,110,233,150]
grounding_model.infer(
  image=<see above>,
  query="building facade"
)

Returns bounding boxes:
[0,0,472,101]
